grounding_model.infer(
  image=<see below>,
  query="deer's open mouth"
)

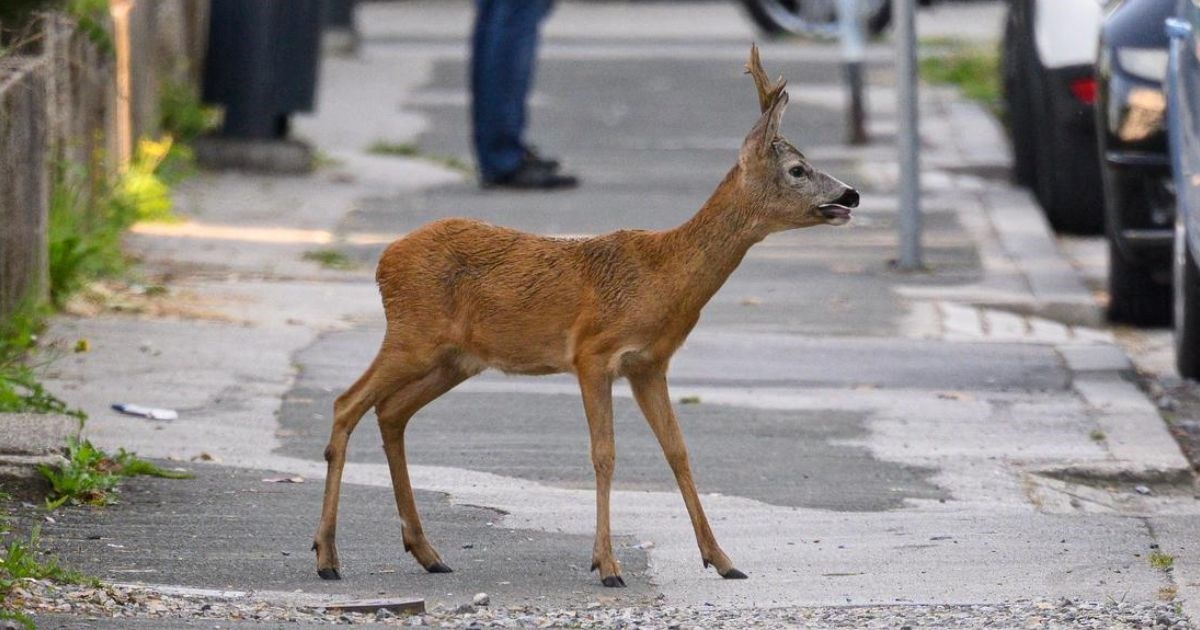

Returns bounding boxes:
[818,188,859,225]
[818,204,853,221]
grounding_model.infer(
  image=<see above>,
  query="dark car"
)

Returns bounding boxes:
[1003,0,1106,234]
[1167,3,1200,378]
[1096,0,1176,325]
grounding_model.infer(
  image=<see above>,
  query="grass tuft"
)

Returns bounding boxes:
[47,137,183,309]
[1,489,98,617]
[0,300,85,421]
[0,525,96,590]
[0,611,34,630]
[302,249,356,271]
[38,438,192,510]
[366,140,472,174]
[367,141,421,157]
[919,39,1002,115]
[434,155,472,174]
[1149,551,1175,571]
[159,80,220,145]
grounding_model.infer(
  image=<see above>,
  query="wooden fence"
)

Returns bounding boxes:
[0,1,208,321]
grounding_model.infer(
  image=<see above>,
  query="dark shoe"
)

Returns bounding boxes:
[523,146,560,171]
[483,161,578,190]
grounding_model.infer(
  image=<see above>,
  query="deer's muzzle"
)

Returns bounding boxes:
[818,188,859,224]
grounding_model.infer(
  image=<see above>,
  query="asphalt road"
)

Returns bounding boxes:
[31,464,653,608]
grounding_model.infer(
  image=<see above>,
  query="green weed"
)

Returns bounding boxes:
[367,141,421,157]
[112,449,193,480]
[0,299,85,421]
[65,0,114,54]
[113,137,181,223]
[0,299,44,364]
[0,611,34,630]
[159,81,220,145]
[48,170,126,306]
[1149,551,1175,571]
[0,525,95,589]
[312,151,343,169]
[48,137,184,306]
[157,81,219,183]
[366,141,471,174]
[919,39,1002,115]
[0,489,97,610]
[38,438,120,508]
[38,438,192,510]
[434,154,472,174]
[0,366,86,421]
[303,249,356,270]
[1090,429,1107,442]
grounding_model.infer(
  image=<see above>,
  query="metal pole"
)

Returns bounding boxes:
[837,0,868,145]
[895,0,923,270]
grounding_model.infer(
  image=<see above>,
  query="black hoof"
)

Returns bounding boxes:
[317,567,342,580]
[601,576,626,588]
[720,568,748,579]
[426,562,453,574]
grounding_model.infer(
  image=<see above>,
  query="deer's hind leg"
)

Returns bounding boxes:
[375,361,472,573]
[313,343,438,580]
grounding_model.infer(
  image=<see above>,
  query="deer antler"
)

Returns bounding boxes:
[744,43,788,114]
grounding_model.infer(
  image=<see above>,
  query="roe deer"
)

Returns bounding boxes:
[313,44,859,587]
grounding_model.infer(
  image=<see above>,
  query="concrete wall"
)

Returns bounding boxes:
[0,1,208,322]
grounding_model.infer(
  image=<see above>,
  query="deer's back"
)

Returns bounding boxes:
[375,218,673,374]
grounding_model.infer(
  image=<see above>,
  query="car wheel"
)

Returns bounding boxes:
[1003,0,1037,187]
[739,0,891,37]
[740,0,789,35]
[1175,225,1200,378]
[1108,239,1173,326]
[1028,67,1105,235]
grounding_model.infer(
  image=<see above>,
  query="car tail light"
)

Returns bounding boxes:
[1069,77,1097,105]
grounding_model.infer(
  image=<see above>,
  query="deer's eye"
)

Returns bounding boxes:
[788,166,806,178]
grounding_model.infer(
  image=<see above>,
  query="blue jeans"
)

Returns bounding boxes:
[470,0,554,181]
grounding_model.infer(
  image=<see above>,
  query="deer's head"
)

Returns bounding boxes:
[738,45,859,231]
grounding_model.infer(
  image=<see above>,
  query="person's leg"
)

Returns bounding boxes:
[470,0,553,182]
[471,0,508,181]
[509,0,554,155]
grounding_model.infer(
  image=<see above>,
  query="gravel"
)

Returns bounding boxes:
[3,579,1193,628]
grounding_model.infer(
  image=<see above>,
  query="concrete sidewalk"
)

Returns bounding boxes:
[10,1,1196,627]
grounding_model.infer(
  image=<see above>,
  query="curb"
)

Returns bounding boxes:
[931,90,1103,327]
[0,413,78,487]
[930,93,1191,480]
[979,188,1102,327]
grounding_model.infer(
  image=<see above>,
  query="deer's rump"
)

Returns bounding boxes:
[375,218,596,374]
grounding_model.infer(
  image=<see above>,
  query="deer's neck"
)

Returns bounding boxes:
[658,167,764,314]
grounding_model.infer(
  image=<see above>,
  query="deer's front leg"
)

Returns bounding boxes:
[629,365,746,579]
[577,363,624,587]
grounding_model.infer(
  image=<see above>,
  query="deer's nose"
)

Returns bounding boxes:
[834,188,860,208]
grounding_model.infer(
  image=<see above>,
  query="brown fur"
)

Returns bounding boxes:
[313,45,858,586]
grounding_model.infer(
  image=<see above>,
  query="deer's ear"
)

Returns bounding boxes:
[740,90,788,162]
